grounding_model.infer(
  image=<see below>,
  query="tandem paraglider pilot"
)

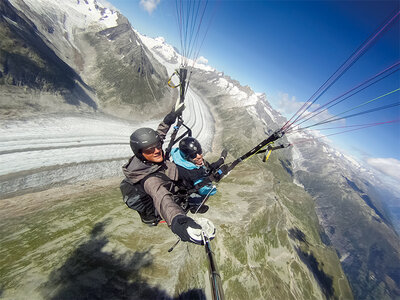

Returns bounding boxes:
[120,105,205,245]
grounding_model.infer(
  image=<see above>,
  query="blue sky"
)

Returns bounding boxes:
[105,0,399,181]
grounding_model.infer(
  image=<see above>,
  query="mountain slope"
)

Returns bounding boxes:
[82,19,172,118]
[3,0,175,120]
[0,4,354,298]
[1,0,399,299]
[178,57,399,298]
[174,66,354,299]
[290,132,400,299]
[0,0,97,118]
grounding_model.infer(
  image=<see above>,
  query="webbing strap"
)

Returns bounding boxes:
[168,71,180,88]
[211,130,286,182]
[263,149,273,162]
[165,67,190,160]
[242,141,274,162]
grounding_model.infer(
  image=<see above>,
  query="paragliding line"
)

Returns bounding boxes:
[289,119,400,146]
[287,88,400,133]
[292,61,400,128]
[282,9,400,131]
[303,101,400,130]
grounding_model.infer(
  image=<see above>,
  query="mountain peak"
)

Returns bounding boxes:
[10,0,119,30]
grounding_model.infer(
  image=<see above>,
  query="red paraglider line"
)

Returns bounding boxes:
[292,61,400,128]
[289,119,400,146]
[281,9,400,132]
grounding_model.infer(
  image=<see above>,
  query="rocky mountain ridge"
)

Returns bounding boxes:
[1,1,353,299]
[1,0,399,299]
[1,0,175,120]
[142,35,400,298]
[0,0,98,118]
[287,129,400,299]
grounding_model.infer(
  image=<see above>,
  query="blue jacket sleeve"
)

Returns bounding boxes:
[194,179,217,196]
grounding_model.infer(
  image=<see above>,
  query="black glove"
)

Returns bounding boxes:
[220,149,228,160]
[163,111,178,125]
[163,102,186,125]
[171,215,203,245]
[211,164,230,182]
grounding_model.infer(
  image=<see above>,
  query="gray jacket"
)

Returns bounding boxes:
[122,121,185,226]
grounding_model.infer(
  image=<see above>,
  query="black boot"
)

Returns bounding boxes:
[137,211,160,226]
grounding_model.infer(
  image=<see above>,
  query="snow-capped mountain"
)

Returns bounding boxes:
[0,0,215,199]
[282,128,400,299]
[2,0,173,120]
[155,35,400,297]
[141,31,400,298]
[1,0,399,299]
[9,0,119,68]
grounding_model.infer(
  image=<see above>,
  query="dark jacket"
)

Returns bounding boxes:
[171,148,224,195]
[122,122,185,226]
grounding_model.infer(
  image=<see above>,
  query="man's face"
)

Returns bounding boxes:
[191,153,204,166]
[142,142,164,163]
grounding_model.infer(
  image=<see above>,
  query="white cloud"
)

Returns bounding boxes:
[275,92,343,127]
[140,0,160,14]
[367,157,400,182]
[196,56,208,65]
[276,92,301,116]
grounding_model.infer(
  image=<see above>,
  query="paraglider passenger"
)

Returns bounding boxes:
[171,137,227,212]
[122,107,204,245]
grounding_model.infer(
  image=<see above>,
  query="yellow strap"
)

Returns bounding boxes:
[264,149,272,162]
[168,71,180,88]
[243,141,274,162]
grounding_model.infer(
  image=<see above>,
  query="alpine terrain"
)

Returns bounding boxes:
[0,1,399,300]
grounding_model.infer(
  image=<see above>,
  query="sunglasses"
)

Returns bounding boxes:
[142,142,163,154]
[188,151,202,159]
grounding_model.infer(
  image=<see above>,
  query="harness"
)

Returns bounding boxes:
[120,172,194,226]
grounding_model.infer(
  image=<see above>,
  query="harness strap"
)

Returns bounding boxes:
[165,67,191,160]
[167,71,180,88]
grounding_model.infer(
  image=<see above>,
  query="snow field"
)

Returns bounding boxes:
[0,85,214,197]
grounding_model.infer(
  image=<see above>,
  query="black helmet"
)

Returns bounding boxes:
[130,128,161,157]
[179,137,202,160]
